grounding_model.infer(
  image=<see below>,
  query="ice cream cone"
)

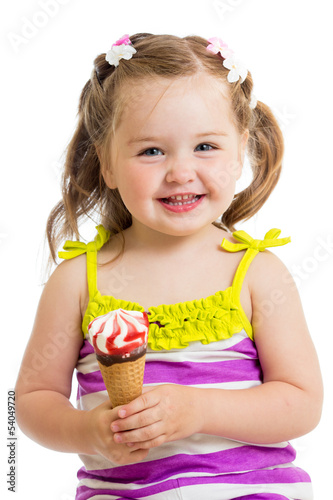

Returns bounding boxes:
[88,309,149,408]
[98,354,146,407]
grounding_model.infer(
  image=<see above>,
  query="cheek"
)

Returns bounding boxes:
[115,170,152,210]
[207,159,241,195]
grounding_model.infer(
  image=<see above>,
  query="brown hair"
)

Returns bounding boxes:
[46,33,284,263]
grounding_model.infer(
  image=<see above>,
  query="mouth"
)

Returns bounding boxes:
[161,194,202,206]
[158,193,205,213]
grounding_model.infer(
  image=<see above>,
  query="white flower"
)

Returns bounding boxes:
[223,56,248,83]
[105,44,137,67]
[249,93,257,109]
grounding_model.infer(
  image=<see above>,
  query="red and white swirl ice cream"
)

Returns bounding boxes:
[88,309,149,406]
[89,308,149,362]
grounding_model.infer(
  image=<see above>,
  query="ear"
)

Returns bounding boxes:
[240,129,249,164]
[236,129,249,180]
[95,145,118,189]
[102,167,118,189]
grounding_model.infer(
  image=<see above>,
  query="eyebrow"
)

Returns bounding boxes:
[127,136,158,145]
[127,131,228,145]
[196,131,228,138]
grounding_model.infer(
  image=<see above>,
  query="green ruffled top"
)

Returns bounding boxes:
[58,225,290,350]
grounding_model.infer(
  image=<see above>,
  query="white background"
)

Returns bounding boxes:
[1,0,332,498]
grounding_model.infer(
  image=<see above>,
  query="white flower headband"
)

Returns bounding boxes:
[105,34,136,67]
[206,37,257,109]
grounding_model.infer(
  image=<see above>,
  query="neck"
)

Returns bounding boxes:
[123,220,221,255]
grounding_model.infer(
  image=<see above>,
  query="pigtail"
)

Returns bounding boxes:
[46,68,131,264]
[46,114,102,262]
[222,100,284,231]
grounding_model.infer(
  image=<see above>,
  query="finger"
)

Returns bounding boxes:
[126,433,167,450]
[114,420,163,445]
[117,388,159,419]
[112,406,162,433]
[142,385,155,394]
[127,447,150,463]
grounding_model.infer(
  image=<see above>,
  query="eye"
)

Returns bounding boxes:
[140,147,163,156]
[195,143,215,152]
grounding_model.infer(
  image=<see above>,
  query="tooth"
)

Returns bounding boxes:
[163,194,201,206]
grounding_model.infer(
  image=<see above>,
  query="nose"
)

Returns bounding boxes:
[165,156,196,184]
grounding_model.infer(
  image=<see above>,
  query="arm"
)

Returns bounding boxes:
[110,252,323,447]
[15,257,148,464]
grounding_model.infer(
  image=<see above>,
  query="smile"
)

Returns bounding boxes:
[158,194,205,213]
[162,194,201,206]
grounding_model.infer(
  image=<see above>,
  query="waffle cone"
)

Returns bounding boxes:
[98,355,146,408]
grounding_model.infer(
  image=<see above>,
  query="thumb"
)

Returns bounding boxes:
[142,385,155,394]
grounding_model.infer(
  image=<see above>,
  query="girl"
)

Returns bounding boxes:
[15,33,323,499]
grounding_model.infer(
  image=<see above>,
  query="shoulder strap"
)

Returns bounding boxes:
[221,228,291,299]
[58,225,111,298]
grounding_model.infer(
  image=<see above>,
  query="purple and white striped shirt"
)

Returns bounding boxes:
[75,330,312,499]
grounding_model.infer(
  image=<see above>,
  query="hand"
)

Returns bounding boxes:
[84,400,149,465]
[110,384,203,450]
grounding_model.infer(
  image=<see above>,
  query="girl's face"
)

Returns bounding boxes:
[103,74,248,240]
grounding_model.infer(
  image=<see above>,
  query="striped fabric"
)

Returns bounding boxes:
[75,330,313,499]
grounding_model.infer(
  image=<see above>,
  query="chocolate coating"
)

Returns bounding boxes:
[97,346,146,366]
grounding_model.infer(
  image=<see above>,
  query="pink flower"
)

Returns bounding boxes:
[112,34,132,47]
[207,37,233,58]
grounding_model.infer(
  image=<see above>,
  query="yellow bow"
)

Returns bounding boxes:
[221,228,291,253]
[58,225,111,260]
